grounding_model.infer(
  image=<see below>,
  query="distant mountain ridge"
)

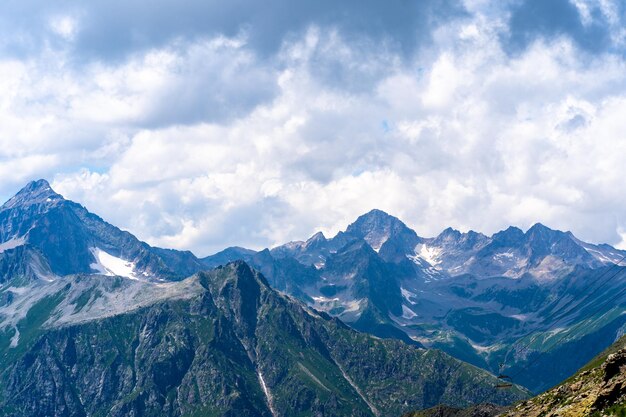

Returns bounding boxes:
[203,209,626,393]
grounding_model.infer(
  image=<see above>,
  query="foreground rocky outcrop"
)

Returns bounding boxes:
[402,336,626,417]
[499,335,626,417]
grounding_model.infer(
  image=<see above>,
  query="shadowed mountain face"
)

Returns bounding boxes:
[0,262,527,417]
[0,180,203,282]
[203,210,626,393]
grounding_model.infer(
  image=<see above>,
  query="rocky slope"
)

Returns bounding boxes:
[0,262,527,417]
[499,335,626,417]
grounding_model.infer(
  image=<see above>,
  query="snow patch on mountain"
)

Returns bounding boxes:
[401,287,418,304]
[402,305,417,319]
[90,247,143,280]
[367,235,388,252]
[468,341,497,353]
[414,244,442,267]
[9,326,20,347]
[579,242,625,265]
[343,299,364,313]
[257,371,277,417]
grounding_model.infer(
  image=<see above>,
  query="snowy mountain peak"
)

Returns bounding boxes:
[1,179,63,210]
[0,179,205,283]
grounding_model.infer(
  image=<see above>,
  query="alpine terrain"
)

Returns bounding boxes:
[0,180,527,416]
[204,210,626,393]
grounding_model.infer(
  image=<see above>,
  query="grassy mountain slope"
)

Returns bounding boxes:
[0,262,527,417]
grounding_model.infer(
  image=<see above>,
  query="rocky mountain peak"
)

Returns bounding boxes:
[1,179,63,210]
[434,227,463,243]
[213,260,270,292]
[524,224,580,250]
[525,222,563,239]
[304,231,327,249]
[346,209,416,251]
[0,179,205,281]
[491,226,525,245]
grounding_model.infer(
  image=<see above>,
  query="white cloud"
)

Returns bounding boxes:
[49,15,79,41]
[1,7,626,256]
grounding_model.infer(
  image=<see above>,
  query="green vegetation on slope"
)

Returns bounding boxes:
[0,262,528,417]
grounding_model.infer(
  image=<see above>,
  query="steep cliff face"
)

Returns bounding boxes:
[0,262,527,417]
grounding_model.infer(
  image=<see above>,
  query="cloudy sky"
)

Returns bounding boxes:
[1,0,625,255]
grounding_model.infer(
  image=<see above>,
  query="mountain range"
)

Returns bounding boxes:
[0,180,528,416]
[203,211,626,393]
[1,179,626,415]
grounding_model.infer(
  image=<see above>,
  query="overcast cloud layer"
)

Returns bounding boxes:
[1,0,626,255]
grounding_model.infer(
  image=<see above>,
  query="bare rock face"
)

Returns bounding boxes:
[602,351,626,382]
[591,350,626,411]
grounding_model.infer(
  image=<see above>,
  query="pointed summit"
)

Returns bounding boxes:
[345,209,421,253]
[491,226,525,245]
[526,222,553,233]
[434,227,462,243]
[304,231,327,250]
[345,209,414,252]
[0,179,204,281]
[306,231,326,243]
[525,223,570,241]
[525,223,576,247]
[1,179,63,210]
[346,210,407,235]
